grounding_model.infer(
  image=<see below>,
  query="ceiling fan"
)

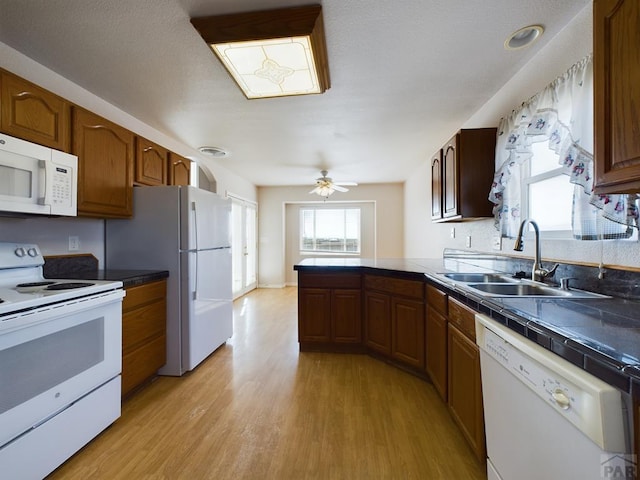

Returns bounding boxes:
[309,170,357,198]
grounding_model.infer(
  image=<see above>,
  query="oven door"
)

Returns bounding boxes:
[0,289,123,447]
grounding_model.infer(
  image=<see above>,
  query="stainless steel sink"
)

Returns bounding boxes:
[466,282,602,298]
[443,273,516,283]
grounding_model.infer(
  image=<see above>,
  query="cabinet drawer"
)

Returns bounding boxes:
[298,273,361,289]
[122,300,166,353]
[123,280,166,312]
[122,334,166,397]
[426,284,447,315]
[364,275,424,299]
[448,297,476,341]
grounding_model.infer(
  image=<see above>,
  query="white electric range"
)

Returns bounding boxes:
[0,242,125,479]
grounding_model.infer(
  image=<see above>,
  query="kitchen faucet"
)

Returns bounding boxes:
[513,219,559,282]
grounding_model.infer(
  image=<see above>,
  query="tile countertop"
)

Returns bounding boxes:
[294,255,640,393]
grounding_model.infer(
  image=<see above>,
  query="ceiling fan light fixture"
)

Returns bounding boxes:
[504,25,544,50]
[198,146,230,158]
[191,5,330,99]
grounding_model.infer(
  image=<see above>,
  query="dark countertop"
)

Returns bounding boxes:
[295,255,640,392]
[47,269,169,288]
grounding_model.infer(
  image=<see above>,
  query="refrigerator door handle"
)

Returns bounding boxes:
[192,251,198,300]
[191,201,198,251]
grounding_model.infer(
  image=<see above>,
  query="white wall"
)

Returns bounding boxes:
[258,184,404,287]
[404,5,640,269]
[0,41,256,263]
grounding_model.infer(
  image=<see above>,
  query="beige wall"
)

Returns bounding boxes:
[404,5,640,269]
[259,184,404,287]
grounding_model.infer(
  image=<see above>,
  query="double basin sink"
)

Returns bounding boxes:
[440,272,602,299]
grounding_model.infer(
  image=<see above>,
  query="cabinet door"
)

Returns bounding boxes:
[136,136,168,186]
[594,0,640,193]
[442,134,459,218]
[426,305,448,401]
[121,280,167,398]
[364,291,391,355]
[447,324,485,461]
[298,288,331,342]
[0,71,70,151]
[169,152,191,186]
[431,152,442,220]
[331,289,362,343]
[72,107,134,217]
[391,297,425,369]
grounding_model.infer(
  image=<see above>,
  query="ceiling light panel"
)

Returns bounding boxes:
[191,5,330,99]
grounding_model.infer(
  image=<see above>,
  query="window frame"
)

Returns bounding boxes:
[299,207,362,255]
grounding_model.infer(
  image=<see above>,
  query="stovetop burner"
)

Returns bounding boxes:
[45,282,95,291]
[16,281,57,288]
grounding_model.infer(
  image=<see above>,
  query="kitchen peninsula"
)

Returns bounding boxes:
[294,250,640,462]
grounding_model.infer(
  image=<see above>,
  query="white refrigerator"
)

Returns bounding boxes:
[106,185,232,376]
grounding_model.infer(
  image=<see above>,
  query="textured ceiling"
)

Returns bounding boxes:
[0,0,590,187]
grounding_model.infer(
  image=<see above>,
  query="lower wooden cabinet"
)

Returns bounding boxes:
[426,304,448,401]
[364,275,425,369]
[447,298,486,462]
[297,272,362,351]
[364,291,392,355]
[121,279,167,398]
[392,297,425,369]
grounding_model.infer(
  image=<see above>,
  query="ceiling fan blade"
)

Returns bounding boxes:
[335,182,358,186]
[309,187,321,194]
[332,185,349,192]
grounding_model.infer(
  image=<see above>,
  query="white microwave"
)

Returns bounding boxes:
[0,133,77,216]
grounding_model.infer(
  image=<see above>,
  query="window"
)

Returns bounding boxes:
[523,142,573,232]
[523,142,633,239]
[300,208,361,253]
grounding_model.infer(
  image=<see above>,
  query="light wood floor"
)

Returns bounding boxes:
[48,287,486,479]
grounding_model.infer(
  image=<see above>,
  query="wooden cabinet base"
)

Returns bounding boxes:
[300,342,367,354]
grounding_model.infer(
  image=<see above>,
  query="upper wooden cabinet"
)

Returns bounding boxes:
[430,152,443,220]
[594,0,640,193]
[72,107,134,218]
[431,128,496,222]
[0,70,70,151]
[169,152,191,186]
[136,136,168,186]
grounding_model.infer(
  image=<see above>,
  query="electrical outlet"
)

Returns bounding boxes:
[68,236,80,251]
[466,235,472,248]
[450,227,455,239]
[492,235,502,251]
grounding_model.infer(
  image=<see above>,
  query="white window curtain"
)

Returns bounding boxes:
[488,54,639,239]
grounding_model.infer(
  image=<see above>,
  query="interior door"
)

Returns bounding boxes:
[230,195,257,299]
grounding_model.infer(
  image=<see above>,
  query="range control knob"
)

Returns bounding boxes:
[14,247,26,258]
[552,389,571,410]
[27,248,38,257]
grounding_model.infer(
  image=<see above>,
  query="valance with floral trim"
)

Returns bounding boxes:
[488,54,639,239]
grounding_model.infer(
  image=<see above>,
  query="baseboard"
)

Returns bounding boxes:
[257,283,287,289]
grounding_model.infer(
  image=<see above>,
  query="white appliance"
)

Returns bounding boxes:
[475,314,631,480]
[0,133,77,217]
[0,242,124,479]
[106,185,232,376]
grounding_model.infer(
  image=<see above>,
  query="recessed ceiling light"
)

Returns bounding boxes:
[198,146,230,158]
[504,25,544,50]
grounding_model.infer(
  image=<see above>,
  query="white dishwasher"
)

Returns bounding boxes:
[475,313,631,480]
